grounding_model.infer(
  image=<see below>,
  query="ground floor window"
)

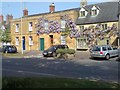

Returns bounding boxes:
[15,37,19,45]
[77,37,88,49]
[29,36,33,46]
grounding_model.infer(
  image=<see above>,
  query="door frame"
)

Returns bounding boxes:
[39,38,44,51]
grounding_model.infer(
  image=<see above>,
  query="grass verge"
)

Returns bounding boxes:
[2,77,119,89]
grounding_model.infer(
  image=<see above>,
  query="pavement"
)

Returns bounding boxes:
[2,50,119,62]
[23,50,90,60]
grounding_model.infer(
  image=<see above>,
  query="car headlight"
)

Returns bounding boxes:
[48,51,52,53]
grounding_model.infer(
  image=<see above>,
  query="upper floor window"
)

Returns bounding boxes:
[29,36,33,45]
[44,21,48,30]
[61,20,66,28]
[80,11,85,17]
[29,22,33,31]
[91,9,97,16]
[102,24,107,30]
[15,37,19,45]
[91,6,100,16]
[16,24,19,32]
[79,25,84,30]
[79,8,87,18]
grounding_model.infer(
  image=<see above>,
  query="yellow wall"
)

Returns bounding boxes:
[10,10,78,52]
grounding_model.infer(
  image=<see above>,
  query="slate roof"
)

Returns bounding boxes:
[27,8,80,17]
[76,2,119,25]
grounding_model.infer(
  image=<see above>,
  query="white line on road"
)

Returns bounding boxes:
[3,68,58,77]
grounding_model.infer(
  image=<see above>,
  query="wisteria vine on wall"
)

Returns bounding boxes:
[35,15,80,38]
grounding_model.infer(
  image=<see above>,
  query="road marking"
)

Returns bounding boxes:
[17,70,23,73]
[3,69,58,77]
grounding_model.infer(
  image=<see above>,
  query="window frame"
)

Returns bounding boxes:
[61,20,66,29]
[15,37,19,45]
[15,24,19,32]
[102,24,107,30]
[28,22,33,32]
[29,36,33,46]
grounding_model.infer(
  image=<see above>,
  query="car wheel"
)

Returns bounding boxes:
[5,50,8,54]
[105,54,110,60]
[53,52,56,57]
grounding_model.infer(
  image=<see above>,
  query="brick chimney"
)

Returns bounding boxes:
[23,8,28,16]
[0,14,4,23]
[49,3,55,13]
[6,14,13,24]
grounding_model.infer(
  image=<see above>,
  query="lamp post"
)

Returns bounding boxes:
[21,0,23,54]
[117,0,120,60]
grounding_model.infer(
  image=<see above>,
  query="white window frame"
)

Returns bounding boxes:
[61,20,66,29]
[44,22,48,30]
[16,24,19,32]
[79,8,88,18]
[91,6,99,16]
[29,22,33,32]
[60,35,66,45]
[29,36,33,45]
[15,37,19,45]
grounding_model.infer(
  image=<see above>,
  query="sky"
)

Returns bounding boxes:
[0,0,118,20]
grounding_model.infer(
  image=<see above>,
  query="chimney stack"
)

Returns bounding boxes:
[49,3,55,13]
[23,8,28,16]
[80,0,87,7]
[6,14,13,24]
[0,14,4,23]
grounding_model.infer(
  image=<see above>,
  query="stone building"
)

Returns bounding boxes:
[10,3,79,52]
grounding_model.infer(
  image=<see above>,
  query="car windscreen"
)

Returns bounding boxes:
[47,46,57,50]
[92,46,101,51]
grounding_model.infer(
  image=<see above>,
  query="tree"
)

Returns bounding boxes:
[0,28,11,43]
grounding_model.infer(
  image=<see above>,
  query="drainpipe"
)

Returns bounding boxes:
[118,1,120,59]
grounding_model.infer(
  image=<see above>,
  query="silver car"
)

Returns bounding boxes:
[90,45,118,60]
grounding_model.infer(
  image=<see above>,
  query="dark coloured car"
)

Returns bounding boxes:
[2,45,17,53]
[43,45,69,57]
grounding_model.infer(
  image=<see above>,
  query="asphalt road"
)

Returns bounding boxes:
[2,57,119,83]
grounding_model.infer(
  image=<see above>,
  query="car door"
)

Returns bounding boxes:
[107,46,113,57]
[113,47,118,56]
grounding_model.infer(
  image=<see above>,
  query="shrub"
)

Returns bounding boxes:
[66,49,75,54]
[56,49,75,59]
[56,49,75,55]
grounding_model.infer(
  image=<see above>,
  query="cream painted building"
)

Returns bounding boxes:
[76,2,119,50]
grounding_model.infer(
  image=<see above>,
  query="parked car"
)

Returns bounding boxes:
[43,44,69,57]
[89,45,118,60]
[2,45,17,53]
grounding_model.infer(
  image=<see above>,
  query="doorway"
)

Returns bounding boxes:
[40,38,44,51]
[49,35,53,46]
[22,36,25,50]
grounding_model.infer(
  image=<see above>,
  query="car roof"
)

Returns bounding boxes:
[93,45,111,47]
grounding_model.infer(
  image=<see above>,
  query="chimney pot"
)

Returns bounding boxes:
[23,8,28,16]
[0,14,4,23]
[49,3,55,13]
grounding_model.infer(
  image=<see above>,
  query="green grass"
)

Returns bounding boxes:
[2,77,119,88]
